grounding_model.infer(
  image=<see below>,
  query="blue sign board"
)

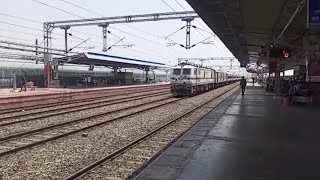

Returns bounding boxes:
[307,0,320,28]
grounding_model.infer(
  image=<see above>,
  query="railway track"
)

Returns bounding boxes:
[0,94,183,157]
[0,90,170,126]
[0,85,169,115]
[64,84,239,180]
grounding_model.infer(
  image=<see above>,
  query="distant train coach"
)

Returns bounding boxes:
[170,62,240,96]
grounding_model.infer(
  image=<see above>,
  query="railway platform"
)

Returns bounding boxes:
[0,82,169,110]
[135,86,320,180]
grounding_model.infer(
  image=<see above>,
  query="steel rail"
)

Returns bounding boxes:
[0,91,169,125]
[64,84,239,180]
[0,96,181,157]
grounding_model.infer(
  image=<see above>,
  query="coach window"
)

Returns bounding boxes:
[183,69,191,75]
[194,69,197,75]
[173,69,181,75]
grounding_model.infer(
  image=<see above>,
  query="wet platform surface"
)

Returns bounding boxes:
[135,87,320,180]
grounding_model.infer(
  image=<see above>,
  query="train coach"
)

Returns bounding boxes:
[170,62,241,96]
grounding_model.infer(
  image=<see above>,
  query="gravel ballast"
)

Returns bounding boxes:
[0,84,238,179]
[0,94,172,138]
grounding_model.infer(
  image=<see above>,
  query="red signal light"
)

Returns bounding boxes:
[283,51,290,58]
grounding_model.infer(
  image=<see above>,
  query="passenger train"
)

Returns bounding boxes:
[170,62,241,96]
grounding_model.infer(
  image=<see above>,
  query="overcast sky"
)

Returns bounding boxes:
[0,0,240,71]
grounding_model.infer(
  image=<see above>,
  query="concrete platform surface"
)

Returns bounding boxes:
[0,82,169,110]
[135,87,320,180]
[0,82,169,99]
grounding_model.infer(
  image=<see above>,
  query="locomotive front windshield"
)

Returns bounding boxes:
[182,69,191,75]
[173,69,181,75]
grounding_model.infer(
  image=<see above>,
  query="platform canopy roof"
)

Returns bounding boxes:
[186,0,320,71]
[57,51,168,70]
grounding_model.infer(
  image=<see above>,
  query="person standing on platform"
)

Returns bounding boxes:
[87,76,92,87]
[252,77,255,86]
[19,76,27,92]
[240,76,247,95]
[259,78,263,88]
[82,75,87,87]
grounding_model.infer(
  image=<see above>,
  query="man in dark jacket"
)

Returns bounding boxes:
[19,76,27,92]
[240,76,247,95]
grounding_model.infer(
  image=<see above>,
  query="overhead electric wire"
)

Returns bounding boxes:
[60,0,162,46]
[107,31,123,41]
[57,0,167,42]
[33,0,172,52]
[174,0,210,32]
[193,27,229,55]
[162,0,211,50]
[190,35,215,47]
[172,0,217,43]
[1,2,176,61]
[0,11,107,44]
[163,0,212,39]
[68,38,91,52]
[124,48,162,57]
[162,0,177,12]
[0,20,43,32]
[31,0,85,18]
[0,35,38,44]
[27,0,175,57]
[53,4,177,61]
[192,26,215,35]
[174,0,186,11]
[70,30,120,43]
[121,24,165,40]
[163,0,226,55]
[70,30,100,38]
[162,0,209,53]
[105,37,125,51]
[0,17,102,48]
[109,26,166,47]
[195,29,207,39]
[172,0,229,55]
[165,36,180,44]
[57,0,103,17]
[0,28,85,49]
[192,29,225,54]
[0,28,43,38]
[0,30,154,59]
[0,20,67,39]
[207,41,228,56]
[165,26,185,39]
[108,26,166,47]
[58,0,168,44]
[66,32,157,57]
[0,12,41,24]
[192,25,211,39]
